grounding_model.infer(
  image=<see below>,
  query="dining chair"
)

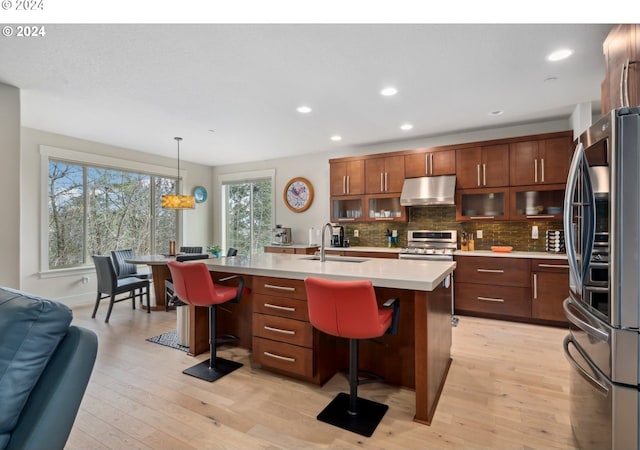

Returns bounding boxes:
[180,246,203,254]
[111,248,151,280]
[167,261,245,382]
[304,276,400,437]
[91,255,151,323]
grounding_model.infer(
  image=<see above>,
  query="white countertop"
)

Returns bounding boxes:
[330,246,401,254]
[454,250,567,259]
[204,252,455,291]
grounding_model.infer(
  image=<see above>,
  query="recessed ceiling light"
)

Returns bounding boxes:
[400,123,413,131]
[380,87,398,97]
[488,110,504,117]
[330,135,342,142]
[547,49,574,62]
[296,106,312,114]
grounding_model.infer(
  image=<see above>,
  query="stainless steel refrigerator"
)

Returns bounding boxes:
[562,106,640,449]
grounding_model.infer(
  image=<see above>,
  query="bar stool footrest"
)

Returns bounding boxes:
[182,357,242,382]
[317,392,388,437]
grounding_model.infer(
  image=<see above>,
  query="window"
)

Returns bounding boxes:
[221,173,274,255]
[48,159,177,270]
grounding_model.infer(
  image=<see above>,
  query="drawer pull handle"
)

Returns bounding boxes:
[476,268,505,273]
[217,275,239,282]
[478,296,505,303]
[264,283,296,292]
[264,303,296,312]
[264,325,295,335]
[538,264,569,269]
[263,351,295,363]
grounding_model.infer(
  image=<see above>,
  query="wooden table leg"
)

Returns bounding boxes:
[149,265,172,311]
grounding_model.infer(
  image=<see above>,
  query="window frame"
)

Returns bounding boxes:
[40,145,187,276]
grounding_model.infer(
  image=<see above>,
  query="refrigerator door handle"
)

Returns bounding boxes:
[562,297,609,342]
[564,142,584,289]
[563,334,609,395]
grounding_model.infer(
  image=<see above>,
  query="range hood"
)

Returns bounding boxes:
[400,175,456,206]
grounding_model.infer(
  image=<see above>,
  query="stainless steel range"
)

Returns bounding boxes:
[399,230,457,261]
[399,230,458,326]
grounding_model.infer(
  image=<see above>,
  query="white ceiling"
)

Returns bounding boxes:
[0,24,611,166]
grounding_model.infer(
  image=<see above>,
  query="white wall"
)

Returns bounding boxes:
[211,117,575,247]
[20,127,213,306]
[0,83,20,288]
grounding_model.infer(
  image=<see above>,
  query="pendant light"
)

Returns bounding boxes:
[161,137,196,209]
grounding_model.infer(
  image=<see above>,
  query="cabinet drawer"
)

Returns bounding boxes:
[264,246,296,254]
[253,313,313,347]
[253,337,313,378]
[253,276,307,300]
[253,293,308,321]
[455,256,530,287]
[531,259,570,272]
[455,282,531,318]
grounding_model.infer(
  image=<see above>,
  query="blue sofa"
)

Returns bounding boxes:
[0,287,98,450]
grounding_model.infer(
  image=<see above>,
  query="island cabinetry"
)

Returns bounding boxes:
[454,256,531,319]
[365,155,405,193]
[330,159,364,196]
[404,149,455,178]
[251,275,339,384]
[456,144,509,189]
[531,259,570,324]
[509,136,572,186]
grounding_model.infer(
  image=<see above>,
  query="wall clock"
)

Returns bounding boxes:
[193,186,208,203]
[283,177,314,213]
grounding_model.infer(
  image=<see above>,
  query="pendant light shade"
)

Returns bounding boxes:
[162,137,196,210]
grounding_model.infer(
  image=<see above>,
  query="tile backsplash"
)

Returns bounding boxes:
[341,206,563,252]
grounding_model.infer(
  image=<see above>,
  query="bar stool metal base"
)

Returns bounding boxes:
[317,392,389,437]
[182,357,242,382]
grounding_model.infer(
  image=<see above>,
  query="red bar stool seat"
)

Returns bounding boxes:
[167,261,244,382]
[304,276,399,437]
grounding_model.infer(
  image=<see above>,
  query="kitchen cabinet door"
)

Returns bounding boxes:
[330,159,364,196]
[456,145,509,189]
[510,137,571,186]
[601,24,640,114]
[404,150,455,178]
[531,259,570,323]
[365,155,405,193]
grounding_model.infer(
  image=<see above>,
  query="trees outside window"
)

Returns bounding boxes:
[48,160,177,269]
[222,177,273,256]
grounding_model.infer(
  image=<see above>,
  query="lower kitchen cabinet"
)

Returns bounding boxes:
[454,255,569,325]
[531,259,570,324]
[251,275,339,384]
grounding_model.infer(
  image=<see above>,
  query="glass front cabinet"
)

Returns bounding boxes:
[456,187,509,221]
[509,184,565,220]
[330,196,364,222]
[366,194,406,222]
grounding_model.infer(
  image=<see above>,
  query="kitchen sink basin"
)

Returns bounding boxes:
[300,256,369,263]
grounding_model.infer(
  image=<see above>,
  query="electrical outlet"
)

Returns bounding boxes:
[532,225,539,239]
[353,229,359,238]
[81,275,89,284]
[476,230,483,239]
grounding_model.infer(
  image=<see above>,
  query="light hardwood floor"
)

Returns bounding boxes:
[66,304,576,449]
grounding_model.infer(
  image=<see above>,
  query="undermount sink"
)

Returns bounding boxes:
[300,255,369,263]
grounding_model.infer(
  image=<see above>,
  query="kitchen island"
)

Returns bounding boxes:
[191,253,456,425]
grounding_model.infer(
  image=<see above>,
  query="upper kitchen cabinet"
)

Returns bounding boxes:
[404,149,456,178]
[330,159,364,196]
[601,24,639,115]
[456,144,509,189]
[509,136,572,186]
[365,155,405,194]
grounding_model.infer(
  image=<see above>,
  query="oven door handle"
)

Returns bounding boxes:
[562,297,609,342]
[563,334,609,395]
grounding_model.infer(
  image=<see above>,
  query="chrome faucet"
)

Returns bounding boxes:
[320,222,333,262]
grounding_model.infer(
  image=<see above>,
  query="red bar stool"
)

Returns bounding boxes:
[167,261,244,382]
[304,276,399,437]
